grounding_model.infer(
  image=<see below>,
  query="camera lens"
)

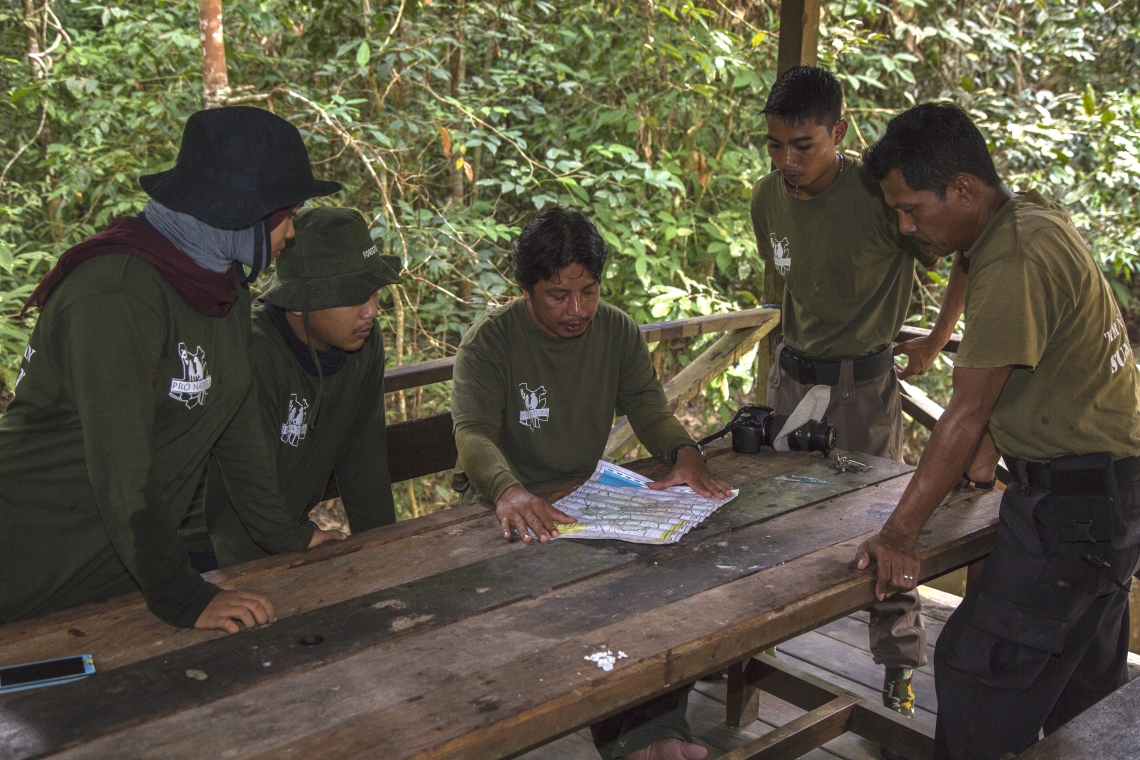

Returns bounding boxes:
[785,419,836,456]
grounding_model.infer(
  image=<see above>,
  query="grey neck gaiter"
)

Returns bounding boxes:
[141,200,270,280]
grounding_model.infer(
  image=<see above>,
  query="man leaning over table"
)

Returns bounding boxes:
[857,102,1140,760]
[194,207,402,569]
[450,206,731,760]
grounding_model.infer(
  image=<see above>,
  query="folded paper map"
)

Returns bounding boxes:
[555,461,739,544]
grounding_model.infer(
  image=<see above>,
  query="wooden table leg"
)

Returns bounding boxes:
[727,657,761,728]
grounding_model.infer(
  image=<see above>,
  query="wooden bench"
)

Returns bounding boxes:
[1016,676,1140,759]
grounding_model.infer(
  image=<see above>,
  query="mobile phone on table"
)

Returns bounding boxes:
[0,654,95,694]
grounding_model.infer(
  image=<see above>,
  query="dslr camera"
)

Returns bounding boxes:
[700,404,836,456]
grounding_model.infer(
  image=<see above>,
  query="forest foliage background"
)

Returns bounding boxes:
[2,0,1138,517]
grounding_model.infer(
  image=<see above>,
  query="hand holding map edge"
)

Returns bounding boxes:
[495,484,576,542]
[647,446,734,499]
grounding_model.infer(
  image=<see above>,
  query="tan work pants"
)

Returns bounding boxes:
[769,345,927,669]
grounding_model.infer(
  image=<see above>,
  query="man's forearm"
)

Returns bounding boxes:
[625,401,693,463]
[930,254,968,343]
[454,421,520,503]
[885,366,1009,540]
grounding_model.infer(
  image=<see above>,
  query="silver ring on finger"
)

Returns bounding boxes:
[903,575,914,580]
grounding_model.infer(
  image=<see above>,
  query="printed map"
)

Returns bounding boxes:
[555,461,739,544]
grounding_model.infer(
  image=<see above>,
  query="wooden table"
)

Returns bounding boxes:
[0,446,1000,760]
[1016,675,1140,759]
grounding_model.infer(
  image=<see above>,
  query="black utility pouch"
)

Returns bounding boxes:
[1048,453,1126,543]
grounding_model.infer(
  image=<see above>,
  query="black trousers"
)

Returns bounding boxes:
[933,479,1140,759]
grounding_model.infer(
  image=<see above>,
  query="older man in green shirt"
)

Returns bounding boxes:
[201,207,403,567]
[859,102,1140,760]
[452,206,729,760]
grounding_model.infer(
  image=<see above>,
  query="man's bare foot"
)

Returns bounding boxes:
[625,738,708,760]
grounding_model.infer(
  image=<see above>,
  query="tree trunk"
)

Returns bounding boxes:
[447,23,466,207]
[23,0,43,79]
[199,0,230,109]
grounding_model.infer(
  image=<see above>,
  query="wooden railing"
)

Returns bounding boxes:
[375,307,781,485]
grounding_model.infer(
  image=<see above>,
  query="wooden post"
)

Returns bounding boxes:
[755,0,822,404]
[199,0,230,109]
[777,0,822,75]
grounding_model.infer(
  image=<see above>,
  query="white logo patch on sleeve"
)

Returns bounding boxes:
[14,344,34,389]
[280,394,309,446]
[518,383,549,429]
[770,234,791,276]
[169,342,212,409]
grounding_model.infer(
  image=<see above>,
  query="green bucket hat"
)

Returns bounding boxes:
[261,207,402,311]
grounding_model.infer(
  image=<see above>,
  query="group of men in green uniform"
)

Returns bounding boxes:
[1,63,1137,760]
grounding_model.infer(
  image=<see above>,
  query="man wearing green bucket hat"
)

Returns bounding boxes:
[200,207,403,567]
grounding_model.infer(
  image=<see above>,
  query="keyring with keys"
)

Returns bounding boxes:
[834,455,873,473]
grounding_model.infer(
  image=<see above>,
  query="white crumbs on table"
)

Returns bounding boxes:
[585,649,629,671]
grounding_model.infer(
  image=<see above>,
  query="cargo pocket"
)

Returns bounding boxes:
[943,588,1064,690]
[941,486,1066,690]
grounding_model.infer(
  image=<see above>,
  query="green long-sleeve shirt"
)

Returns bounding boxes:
[450,298,693,503]
[0,255,312,628]
[203,304,395,567]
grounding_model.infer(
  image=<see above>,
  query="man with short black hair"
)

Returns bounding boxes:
[452,206,727,760]
[858,102,1140,760]
[750,66,967,724]
[200,207,402,567]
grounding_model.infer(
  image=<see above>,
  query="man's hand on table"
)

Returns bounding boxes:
[855,365,1013,601]
[195,590,276,634]
[648,445,734,499]
[495,483,576,543]
[855,526,922,600]
[308,528,347,548]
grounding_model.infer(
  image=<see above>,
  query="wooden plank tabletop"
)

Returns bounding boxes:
[1016,675,1140,759]
[0,445,1000,760]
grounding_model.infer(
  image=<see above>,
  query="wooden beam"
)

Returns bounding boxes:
[720,695,858,760]
[895,325,962,354]
[386,412,457,483]
[776,0,822,75]
[639,307,779,345]
[385,356,456,394]
[899,379,944,432]
[727,655,936,760]
[605,320,780,459]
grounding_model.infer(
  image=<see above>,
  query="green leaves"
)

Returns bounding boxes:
[356,41,371,68]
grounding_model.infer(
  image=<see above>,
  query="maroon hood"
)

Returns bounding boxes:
[22,217,239,318]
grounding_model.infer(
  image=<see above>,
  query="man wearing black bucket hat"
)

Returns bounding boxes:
[0,107,345,633]
[198,207,403,567]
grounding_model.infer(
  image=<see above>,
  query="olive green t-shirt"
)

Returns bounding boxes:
[750,162,936,360]
[0,255,312,628]
[203,305,396,567]
[955,190,1140,461]
[450,298,692,497]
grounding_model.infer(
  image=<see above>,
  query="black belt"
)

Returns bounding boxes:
[779,345,894,386]
[1005,452,1140,543]
[1005,453,1140,492]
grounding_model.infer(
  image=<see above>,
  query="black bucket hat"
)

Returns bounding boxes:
[261,207,403,311]
[139,106,341,229]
